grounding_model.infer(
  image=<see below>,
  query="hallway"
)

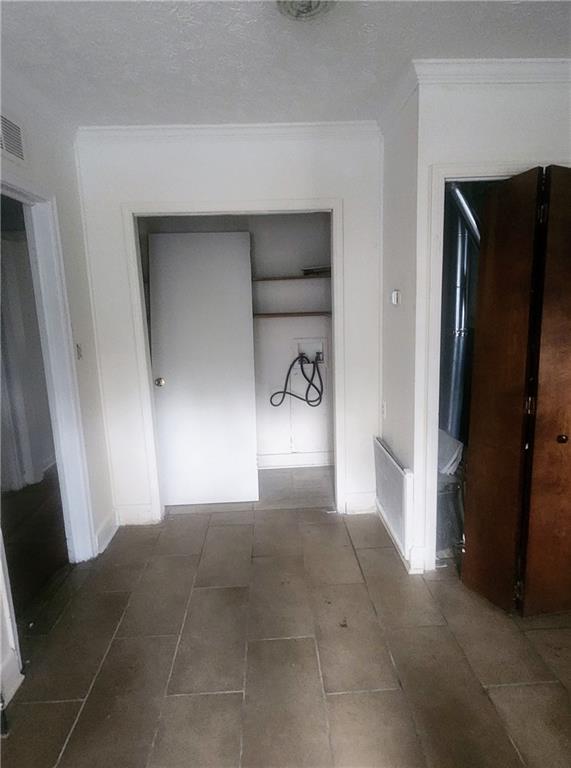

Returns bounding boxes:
[4,493,571,767]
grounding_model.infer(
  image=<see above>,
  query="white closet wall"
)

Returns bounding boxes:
[140,212,333,470]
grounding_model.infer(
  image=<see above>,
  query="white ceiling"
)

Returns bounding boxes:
[2,1,570,126]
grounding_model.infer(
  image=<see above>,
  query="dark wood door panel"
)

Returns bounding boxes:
[462,168,542,611]
[524,165,571,615]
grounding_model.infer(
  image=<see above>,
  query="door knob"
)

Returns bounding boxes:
[154,377,166,388]
[557,434,568,444]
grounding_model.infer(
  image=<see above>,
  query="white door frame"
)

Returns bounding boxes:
[121,198,345,513]
[1,182,96,563]
[419,160,570,571]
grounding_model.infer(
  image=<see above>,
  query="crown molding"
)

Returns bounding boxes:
[413,58,571,85]
[76,120,381,145]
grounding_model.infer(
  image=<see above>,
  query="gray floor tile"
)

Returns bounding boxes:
[253,521,303,557]
[58,635,177,768]
[58,693,163,768]
[242,638,332,768]
[21,565,93,636]
[102,525,161,565]
[169,587,248,693]
[84,560,146,593]
[117,555,197,637]
[422,560,459,582]
[15,591,129,702]
[297,508,340,525]
[210,508,255,526]
[344,514,393,549]
[89,635,178,698]
[248,556,314,639]
[2,701,80,768]
[489,683,571,768]
[327,690,426,768]
[513,612,571,631]
[148,693,242,768]
[195,525,252,587]
[526,628,571,692]
[387,625,523,768]
[359,549,444,628]
[302,522,352,548]
[166,505,212,516]
[303,524,363,586]
[312,584,398,693]
[254,508,300,524]
[155,515,209,555]
[427,579,554,686]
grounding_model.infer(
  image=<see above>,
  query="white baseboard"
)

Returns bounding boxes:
[375,499,424,575]
[344,491,376,514]
[257,451,333,469]
[1,648,24,705]
[96,514,118,554]
[115,502,162,526]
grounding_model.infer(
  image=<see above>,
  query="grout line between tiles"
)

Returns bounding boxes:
[239,640,249,768]
[13,697,85,705]
[484,678,562,690]
[53,576,139,767]
[326,685,402,696]
[247,634,315,643]
[165,689,244,698]
[312,635,335,766]
[143,525,208,768]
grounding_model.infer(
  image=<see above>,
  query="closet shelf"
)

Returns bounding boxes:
[253,311,332,318]
[252,274,331,282]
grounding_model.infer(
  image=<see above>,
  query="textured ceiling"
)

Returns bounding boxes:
[2,1,570,126]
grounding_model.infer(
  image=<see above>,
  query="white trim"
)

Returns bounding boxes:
[413,58,571,85]
[0,535,23,704]
[1,183,97,563]
[345,491,376,514]
[375,499,423,575]
[417,159,571,572]
[257,452,333,469]
[95,515,118,555]
[121,198,347,515]
[77,121,380,144]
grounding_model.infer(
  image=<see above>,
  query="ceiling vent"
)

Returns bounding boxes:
[1,115,25,162]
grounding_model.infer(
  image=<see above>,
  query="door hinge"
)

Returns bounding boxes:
[524,395,536,416]
[538,202,548,225]
[514,578,524,603]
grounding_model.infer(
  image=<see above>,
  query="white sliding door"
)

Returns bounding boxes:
[149,233,259,506]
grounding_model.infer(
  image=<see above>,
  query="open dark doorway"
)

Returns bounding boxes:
[1,195,69,630]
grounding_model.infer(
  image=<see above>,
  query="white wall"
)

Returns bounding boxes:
[380,66,571,569]
[1,73,115,551]
[75,123,382,519]
[254,315,333,468]
[139,212,333,469]
[381,89,419,470]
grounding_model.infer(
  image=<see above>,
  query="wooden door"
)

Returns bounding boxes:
[149,233,259,506]
[523,166,571,615]
[462,168,542,611]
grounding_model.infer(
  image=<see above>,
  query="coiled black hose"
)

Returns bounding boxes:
[270,354,324,408]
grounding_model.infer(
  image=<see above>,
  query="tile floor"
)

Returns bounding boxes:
[3,468,571,767]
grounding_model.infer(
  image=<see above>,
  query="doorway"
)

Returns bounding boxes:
[0,195,69,623]
[136,213,335,512]
[436,180,498,565]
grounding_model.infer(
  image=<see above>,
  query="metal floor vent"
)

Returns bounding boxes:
[1,115,25,161]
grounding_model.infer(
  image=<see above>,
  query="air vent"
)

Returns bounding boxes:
[0,115,25,161]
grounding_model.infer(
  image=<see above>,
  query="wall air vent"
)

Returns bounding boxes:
[0,115,25,161]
